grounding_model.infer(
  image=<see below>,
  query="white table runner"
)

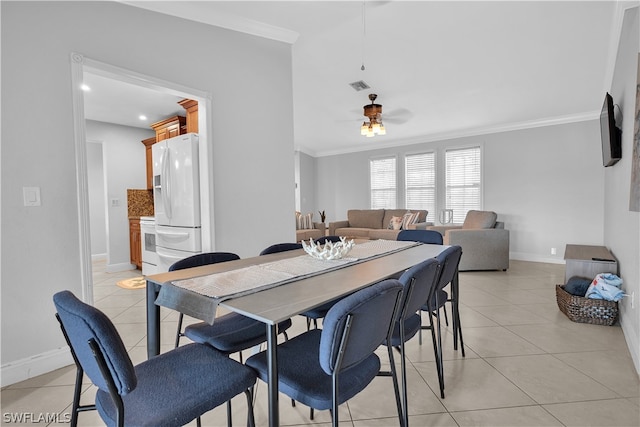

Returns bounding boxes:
[171,239,416,299]
[156,239,418,324]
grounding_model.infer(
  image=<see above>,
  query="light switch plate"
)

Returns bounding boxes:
[23,187,41,206]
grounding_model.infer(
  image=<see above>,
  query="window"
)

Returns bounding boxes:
[370,157,396,209]
[445,146,481,223]
[405,152,436,223]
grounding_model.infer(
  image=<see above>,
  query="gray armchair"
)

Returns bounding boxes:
[429,210,509,271]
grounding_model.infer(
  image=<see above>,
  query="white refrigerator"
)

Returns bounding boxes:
[152,133,202,272]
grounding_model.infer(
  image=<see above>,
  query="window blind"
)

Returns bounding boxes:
[370,157,397,209]
[445,147,481,223]
[405,152,436,223]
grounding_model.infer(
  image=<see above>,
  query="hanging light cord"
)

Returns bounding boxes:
[361,1,366,71]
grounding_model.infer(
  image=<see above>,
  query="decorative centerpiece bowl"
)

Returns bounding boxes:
[302,237,355,260]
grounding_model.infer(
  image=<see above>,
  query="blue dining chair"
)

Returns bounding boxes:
[53,290,257,427]
[382,258,440,427]
[397,229,444,245]
[258,242,335,330]
[398,229,449,326]
[312,235,342,245]
[419,245,465,398]
[259,242,302,255]
[172,253,292,361]
[246,279,405,427]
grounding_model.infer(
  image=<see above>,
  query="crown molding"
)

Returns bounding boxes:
[119,1,299,44]
[310,111,600,158]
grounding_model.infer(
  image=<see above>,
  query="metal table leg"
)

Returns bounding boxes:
[146,281,161,358]
[267,323,279,427]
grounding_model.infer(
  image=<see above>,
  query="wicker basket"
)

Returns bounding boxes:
[556,285,618,326]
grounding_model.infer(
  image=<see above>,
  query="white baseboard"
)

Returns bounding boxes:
[106,262,137,273]
[621,313,640,377]
[91,253,107,261]
[1,347,73,387]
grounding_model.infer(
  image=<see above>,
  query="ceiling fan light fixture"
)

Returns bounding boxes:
[361,93,386,137]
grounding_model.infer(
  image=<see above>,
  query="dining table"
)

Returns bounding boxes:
[145,240,452,427]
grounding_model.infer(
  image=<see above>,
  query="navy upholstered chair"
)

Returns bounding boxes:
[313,235,342,245]
[420,245,465,398]
[397,229,444,245]
[172,252,241,347]
[384,258,440,427]
[246,279,404,427]
[171,253,292,360]
[53,290,256,427]
[258,242,335,330]
[259,242,302,255]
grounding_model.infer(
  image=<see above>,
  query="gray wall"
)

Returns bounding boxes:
[1,1,294,382]
[606,6,639,372]
[315,120,604,264]
[85,120,154,269]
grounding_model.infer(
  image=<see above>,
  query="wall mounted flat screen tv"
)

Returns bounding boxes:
[600,92,622,167]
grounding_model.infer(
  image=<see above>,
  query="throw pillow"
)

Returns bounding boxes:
[388,216,403,230]
[401,211,419,230]
[295,212,314,230]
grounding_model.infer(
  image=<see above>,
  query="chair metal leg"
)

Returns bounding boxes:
[391,344,407,427]
[174,313,185,348]
[428,312,445,399]
[244,389,256,427]
[226,400,232,427]
[433,296,445,398]
[196,416,201,427]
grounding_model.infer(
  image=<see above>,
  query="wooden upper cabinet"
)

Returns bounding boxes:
[141,136,156,190]
[151,115,186,142]
[178,99,199,133]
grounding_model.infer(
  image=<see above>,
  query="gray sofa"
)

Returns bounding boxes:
[427,210,509,271]
[296,222,326,242]
[329,209,429,240]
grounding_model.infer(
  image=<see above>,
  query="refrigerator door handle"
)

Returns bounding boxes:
[161,148,172,219]
[156,229,190,239]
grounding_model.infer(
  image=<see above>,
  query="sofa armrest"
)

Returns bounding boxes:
[313,222,326,233]
[427,225,462,236]
[329,220,349,235]
[445,228,510,270]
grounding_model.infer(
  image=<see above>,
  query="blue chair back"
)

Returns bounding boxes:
[435,245,463,291]
[259,243,302,255]
[313,236,342,245]
[169,252,239,271]
[319,280,403,375]
[397,229,443,245]
[397,258,440,322]
[53,291,136,396]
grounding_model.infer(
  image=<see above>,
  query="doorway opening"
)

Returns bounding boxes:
[70,53,214,303]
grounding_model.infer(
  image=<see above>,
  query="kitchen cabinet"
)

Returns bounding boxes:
[141,136,156,190]
[129,218,142,269]
[178,99,199,133]
[151,115,186,142]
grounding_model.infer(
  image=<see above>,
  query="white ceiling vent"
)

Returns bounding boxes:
[349,80,371,91]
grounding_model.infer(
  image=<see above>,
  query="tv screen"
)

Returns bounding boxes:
[600,92,621,167]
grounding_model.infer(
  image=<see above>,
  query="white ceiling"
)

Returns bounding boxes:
[85,1,626,156]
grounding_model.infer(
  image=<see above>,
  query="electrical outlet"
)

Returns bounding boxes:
[551,247,557,255]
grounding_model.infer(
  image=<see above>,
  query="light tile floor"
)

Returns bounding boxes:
[2,260,639,426]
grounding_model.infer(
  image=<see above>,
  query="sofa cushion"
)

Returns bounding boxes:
[369,229,401,240]
[334,228,372,239]
[462,210,497,229]
[348,209,385,229]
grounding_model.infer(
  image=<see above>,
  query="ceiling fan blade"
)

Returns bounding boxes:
[382,108,413,124]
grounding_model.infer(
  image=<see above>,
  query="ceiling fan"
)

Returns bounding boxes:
[358,93,413,137]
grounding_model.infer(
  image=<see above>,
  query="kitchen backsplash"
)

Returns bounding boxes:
[127,189,154,218]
